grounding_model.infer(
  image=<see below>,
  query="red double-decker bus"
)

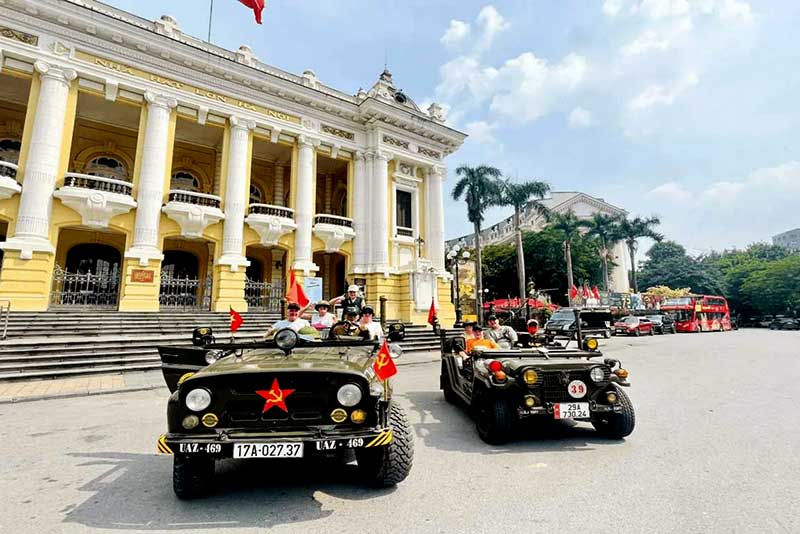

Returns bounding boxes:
[660,295,732,333]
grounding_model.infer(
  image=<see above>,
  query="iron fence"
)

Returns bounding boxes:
[50,264,121,308]
[159,273,212,310]
[245,278,285,312]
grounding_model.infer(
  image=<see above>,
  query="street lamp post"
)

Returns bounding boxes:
[447,245,471,328]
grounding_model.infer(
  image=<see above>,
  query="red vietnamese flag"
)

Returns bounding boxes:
[229,307,243,333]
[592,286,601,300]
[427,298,437,326]
[238,0,266,24]
[569,285,579,300]
[286,270,310,308]
[582,285,590,299]
[373,340,398,381]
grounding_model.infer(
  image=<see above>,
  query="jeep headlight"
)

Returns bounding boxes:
[589,367,606,383]
[205,350,223,365]
[522,369,539,385]
[337,383,362,407]
[185,388,212,412]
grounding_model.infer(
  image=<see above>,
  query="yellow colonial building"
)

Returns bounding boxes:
[0,0,464,323]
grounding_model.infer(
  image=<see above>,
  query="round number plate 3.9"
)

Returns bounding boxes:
[567,380,587,399]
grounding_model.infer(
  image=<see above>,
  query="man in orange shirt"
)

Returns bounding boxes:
[465,325,500,355]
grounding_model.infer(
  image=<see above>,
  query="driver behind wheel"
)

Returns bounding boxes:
[265,302,311,338]
[331,309,365,338]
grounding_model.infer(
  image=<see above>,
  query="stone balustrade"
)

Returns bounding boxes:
[167,189,222,209]
[63,172,133,196]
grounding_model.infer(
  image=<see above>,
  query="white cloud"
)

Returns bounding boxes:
[638,0,690,20]
[464,120,498,144]
[628,72,698,111]
[476,5,510,51]
[647,181,692,201]
[440,20,470,48]
[489,52,588,123]
[620,17,693,57]
[603,0,624,17]
[568,107,592,128]
[715,0,753,22]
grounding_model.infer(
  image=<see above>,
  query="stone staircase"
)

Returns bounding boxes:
[0,311,442,381]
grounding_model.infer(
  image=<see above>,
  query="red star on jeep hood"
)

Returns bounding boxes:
[256,378,295,413]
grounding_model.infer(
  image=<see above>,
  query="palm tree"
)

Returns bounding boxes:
[617,215,664,293]
[580,212,624,292]
[495,178,551,302]
[452,165,502,320]
[550,210,583,301]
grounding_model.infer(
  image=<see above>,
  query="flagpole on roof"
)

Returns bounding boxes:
[207,0,214,42]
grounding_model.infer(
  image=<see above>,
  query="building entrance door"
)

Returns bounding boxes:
[50,243,122,308]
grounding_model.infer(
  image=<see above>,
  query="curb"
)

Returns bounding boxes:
[0,357,441,404]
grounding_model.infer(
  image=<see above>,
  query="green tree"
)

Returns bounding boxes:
[494,178,550,300]
[740,255,800,315]
[550,211,583,297]
[580,212,623,291]
[617,216,664,293]
[452,165,502,318]
[638,241,723,295]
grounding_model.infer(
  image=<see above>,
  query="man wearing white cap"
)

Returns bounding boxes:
[331,284,364,321]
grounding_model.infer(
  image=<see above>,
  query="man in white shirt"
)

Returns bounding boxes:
[266,302,311,337]
[485,315,518,349]
[359,306,384,341]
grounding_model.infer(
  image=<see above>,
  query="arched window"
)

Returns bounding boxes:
[171,171,200,192]
[0,139,22,164]
[249,184,263,204]
[85,156,129,181]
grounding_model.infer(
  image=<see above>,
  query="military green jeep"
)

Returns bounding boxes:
[157,327,413,499]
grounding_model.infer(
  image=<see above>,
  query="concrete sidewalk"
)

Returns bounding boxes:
[0,350,440,404]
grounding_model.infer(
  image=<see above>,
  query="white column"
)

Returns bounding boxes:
[292,135,318,273]
[1,61,76,259]
[217,116,254,272]
[371,151,390,273]
[609,240,630,292]
[426,166,446,272]
[273,164,285,206]
[125,91,177,266]
[351,151,368,272]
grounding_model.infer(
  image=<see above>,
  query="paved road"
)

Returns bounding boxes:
[1,329,799,534]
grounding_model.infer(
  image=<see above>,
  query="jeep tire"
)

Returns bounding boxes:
[173,454,215,499]
[475,396,514,445]
[441,362,459,404]
[356,403,414,488]
[591,386,635,439]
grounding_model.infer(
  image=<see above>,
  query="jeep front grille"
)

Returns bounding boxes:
[541,370,602,403]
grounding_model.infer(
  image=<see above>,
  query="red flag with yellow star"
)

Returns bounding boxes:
[373,340,397,381]
[229,307,243,333]
[256,378,295,413]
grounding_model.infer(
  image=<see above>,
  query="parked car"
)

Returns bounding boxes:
[645,314,676,334]
[543,307,612,341]
[769,318,800,330]
[613,316,654,336]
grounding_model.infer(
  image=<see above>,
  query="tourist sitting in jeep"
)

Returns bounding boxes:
[265,302,310,337]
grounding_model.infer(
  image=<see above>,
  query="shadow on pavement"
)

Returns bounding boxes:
[63,451,393,531]
[402,390,627,454]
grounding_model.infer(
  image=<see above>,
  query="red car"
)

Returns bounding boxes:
[613,316,654,336]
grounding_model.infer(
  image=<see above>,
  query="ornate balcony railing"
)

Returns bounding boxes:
[167,189,222,208]
[249,203,294,219]
[396,226,414,238]
[63,172,133,196]
[314,214,353,228]
[0,161,18,181]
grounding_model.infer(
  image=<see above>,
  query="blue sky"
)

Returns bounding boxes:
[104,0,800,255]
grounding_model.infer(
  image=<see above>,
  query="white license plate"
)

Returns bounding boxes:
[554,402,590,419]
[233,442,304,458]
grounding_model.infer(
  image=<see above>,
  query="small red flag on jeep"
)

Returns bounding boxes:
[373,340,397,381]
[427,298,437,326]
[238,0,265,24]
[230,307,243,333]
